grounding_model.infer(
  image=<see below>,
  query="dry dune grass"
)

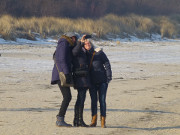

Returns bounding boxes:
[0,14,179,40]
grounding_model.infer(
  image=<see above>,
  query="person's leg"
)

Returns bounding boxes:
[77,88,87,107]
[89,86,98,116]
[89,86,98,127]
[76,88,88,127]
[73,104,79,126]
[98,83,108,128]
[98,83,108,117]
[58,83,72,117]
[73,91,81,127]
[56,82,72,127]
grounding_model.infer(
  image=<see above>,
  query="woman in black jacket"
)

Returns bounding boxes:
[72,35,91,127]
[84,39,112,128]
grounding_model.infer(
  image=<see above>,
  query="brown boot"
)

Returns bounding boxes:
[89,114,97,127]
[101,116,106,128]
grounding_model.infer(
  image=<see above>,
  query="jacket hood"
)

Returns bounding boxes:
[58,37,66,44]
[58,35,74,46]
[94,47,102,52]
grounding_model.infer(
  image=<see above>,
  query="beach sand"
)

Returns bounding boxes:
[0,43,180,135]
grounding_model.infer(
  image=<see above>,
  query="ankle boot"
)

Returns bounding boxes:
[101,116,106,128]
[78,106,89,127]
[89,114,97,127]
[56,116,72,127]
[73,105,79,127]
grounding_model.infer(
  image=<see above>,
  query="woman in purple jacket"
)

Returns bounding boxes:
[51,32,78,127]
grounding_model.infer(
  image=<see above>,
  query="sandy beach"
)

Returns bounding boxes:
[0,42,180,135]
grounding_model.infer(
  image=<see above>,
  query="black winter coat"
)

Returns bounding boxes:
[87,47,112,84]
[72,42,91,89]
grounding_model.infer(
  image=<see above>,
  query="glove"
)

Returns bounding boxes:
[65,74,72,84]
[107,77,112,84]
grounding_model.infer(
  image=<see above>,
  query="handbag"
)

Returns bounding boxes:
[74,68,88,77]
[58,71,74,87]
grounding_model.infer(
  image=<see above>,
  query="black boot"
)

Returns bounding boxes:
[73,105,79,127]
[78,106,89,127]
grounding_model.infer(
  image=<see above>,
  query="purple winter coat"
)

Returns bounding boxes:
[51,38,73,85]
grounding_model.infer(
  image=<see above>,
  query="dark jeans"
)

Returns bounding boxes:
[89,83,108,117]
[57,82,72,117]
[75,87,87,108]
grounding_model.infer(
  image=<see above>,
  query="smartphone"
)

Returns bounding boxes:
[84,35,92,39]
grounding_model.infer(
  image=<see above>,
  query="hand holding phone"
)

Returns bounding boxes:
[84,35,92,39]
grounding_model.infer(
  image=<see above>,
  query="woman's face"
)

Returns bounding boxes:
[84,40,91,50]
[71,36,76,43]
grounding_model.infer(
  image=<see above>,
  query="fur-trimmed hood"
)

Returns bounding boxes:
[94,47,102,52]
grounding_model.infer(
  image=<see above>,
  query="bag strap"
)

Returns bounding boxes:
[55,63,60,74]
[89,51,95,70]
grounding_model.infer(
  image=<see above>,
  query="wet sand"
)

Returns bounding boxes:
[0,43,180,135]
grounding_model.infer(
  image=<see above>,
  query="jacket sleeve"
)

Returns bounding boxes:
[100,51,112,81]
[55,41,70,74]
[72,41,83,56]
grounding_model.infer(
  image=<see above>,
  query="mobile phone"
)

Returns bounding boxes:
[84,35,92,39]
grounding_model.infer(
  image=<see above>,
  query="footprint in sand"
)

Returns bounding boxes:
[154,96,163,98]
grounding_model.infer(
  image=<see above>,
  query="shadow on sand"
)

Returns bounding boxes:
[0,108,180,130]
[0,108,178,115]
[108,125,180,130]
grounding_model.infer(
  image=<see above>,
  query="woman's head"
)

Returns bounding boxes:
[64,32,79,43]
[84,39,92,51]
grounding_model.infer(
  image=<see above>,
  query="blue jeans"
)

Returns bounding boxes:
[89,83,108,117]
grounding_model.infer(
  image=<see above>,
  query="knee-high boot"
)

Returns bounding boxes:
[73,105,79,127]
[78,106,88,127]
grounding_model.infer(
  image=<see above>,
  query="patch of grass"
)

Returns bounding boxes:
[0,14,179,40]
